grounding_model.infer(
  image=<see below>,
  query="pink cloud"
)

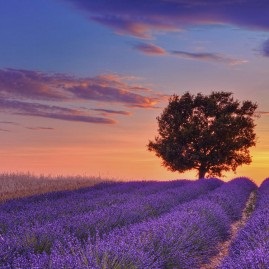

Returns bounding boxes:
[92,15,176,38]
[91,108,131,115]
[0,98,116,125]
[0,68,164,125]
[69,84,158,108]
[0,69,159,108]
[132,42,246,65]
[63,0,269,38]
[0,69,70,101]
[0,121,18,125]
[0,128,10,132]
[171,50,247,65]
[134,43,167,55]
[26,127,55,130]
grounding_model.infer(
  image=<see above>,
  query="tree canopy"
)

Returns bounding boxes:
[148,91,257,179]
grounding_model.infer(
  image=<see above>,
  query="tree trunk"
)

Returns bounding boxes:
[198,167,206,179]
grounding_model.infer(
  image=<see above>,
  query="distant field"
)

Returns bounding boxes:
[0,173,106,202]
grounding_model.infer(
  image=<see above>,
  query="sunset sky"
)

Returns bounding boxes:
[1,0,269,184]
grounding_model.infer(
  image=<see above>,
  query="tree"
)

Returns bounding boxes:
[147,91,257,179]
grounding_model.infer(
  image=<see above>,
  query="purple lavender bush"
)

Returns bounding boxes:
[82,177,255,269]
[0,179,222,268]
[220,178,269,269]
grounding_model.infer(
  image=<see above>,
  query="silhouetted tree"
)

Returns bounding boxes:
[148,91,257,179]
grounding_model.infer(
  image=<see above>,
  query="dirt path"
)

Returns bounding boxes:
[200,190,257,269]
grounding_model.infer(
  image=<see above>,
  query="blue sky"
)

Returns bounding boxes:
[1,0,269,183]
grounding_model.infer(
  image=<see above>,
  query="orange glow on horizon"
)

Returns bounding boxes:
[1,138,268,186]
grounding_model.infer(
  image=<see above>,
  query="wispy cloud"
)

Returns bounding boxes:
[91,108,131,115]
[63,0,269,38]
[262,39,269,57]
[0,69,70,101]
[0,69,158,108]
[68,74,159,108]
[133,42,246,65]
[134,43,167,55]
[69,84,157,108]
[0,68,163,125]
[171,50,247,65]
[0,128,10,132]
[257,111,269,115]
[0,121,19,125]
[0,98,116,125]
[26,127,55,130]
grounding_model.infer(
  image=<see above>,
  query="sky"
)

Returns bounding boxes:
[1,0,269,184]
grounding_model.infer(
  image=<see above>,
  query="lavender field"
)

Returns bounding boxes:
[0,176,267,269]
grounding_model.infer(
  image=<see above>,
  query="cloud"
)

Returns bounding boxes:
[91,108,131,115]
[257,111,269,115]
[0,68,162,125]
[0,128,10,132]
[69,73,159,108]
[133,42,246,65]
[129,86,153,92]
[134,43,167,55]
[0,98,116,125]
[69,84,157,108]
[0,69,158,108]
[0,121,18,125]
[63,0,269,38]
[171,50,247,65]
[262,39,269,57]
[0,68,70,101]
[26,127,55,130]
[92,16,155,38]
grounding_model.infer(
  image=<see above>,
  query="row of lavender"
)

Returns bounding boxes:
[86,178,255,269]
[0,177,255,268]
[0,178,221,268]
[220,178,269,268]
